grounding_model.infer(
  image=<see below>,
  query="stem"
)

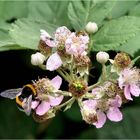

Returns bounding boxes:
[57,90,72,97]
[70,56,74,80]
[101,63,106,82]
[39,65,70,82]
[87,81,100,91]
[77,98,83,107]
[38,64,46,70]
[55,97,75,110]
[61,68,72,81]
[88,34,94,53]
[57,69,70,82]
[132,56,140,66]
[84,72,89,83]
[82,92,96,99]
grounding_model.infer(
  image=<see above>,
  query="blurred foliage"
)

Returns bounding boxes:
[68,0,116,30]
[0,0,140,58]
[93,16,140,57]
[0,0,140,139]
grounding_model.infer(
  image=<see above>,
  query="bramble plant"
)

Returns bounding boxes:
[1,24,140,128]
[29,25,139,128]
[0,0,140,132]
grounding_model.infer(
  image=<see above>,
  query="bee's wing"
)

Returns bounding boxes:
[22,95,32,116]
[0,88,22,99]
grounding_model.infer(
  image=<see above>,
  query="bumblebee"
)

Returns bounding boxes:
[0,84,37,116]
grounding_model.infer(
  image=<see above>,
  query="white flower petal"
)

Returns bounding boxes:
[46,52,62,71]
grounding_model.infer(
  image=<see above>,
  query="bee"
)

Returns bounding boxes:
[0,84,37,116]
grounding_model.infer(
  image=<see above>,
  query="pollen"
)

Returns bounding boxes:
[69,80,87,97]
[73,82,84,90]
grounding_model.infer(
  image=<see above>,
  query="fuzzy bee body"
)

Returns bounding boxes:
[0,84,37,116]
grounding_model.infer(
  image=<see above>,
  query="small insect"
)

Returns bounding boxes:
[0,84,37,116]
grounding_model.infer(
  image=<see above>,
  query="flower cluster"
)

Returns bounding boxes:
[1,22,140,128]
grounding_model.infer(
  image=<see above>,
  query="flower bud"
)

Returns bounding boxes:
[96,51,109,64]
[31,52,46,66]
[85,22,98,34]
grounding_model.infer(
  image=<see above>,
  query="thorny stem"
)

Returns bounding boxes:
[55,97,75,110]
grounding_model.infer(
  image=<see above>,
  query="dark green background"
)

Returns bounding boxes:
[0,0,140,139]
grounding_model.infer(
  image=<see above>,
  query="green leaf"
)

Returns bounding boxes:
[107,1,138,19]
[0,1,28,21]
[27,1,71,28]
[0,21,11,30]
[0,45,25,52]
[118,32,140,57]
[93,16,140,56]
[0,29,26,51]
[9,18,57,50]
[0,29,15,47]
[96,107,140,139]
[129,3,140,17]
[68,0,116,30]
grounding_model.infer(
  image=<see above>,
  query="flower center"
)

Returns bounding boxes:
[114,52,131,68]
[69,80,87,97]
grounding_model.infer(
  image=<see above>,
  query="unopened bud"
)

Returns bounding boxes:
[85,22,98,34]
[96,51,109,64]
[31,52,46,66]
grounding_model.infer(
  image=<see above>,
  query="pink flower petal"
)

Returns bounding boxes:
[48,95,64,106]
[31,101,39,109]
[107,107,123,122]
[51,75,62,90]
[36,101,51,116]
[109,95,122,108]
[124,85,133,100]
[45,39,56,48]
[93,111,106,128]
[46,52,62,71]
[130,84,140,97]
[40,29,55,47]
[83,100,97,110]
